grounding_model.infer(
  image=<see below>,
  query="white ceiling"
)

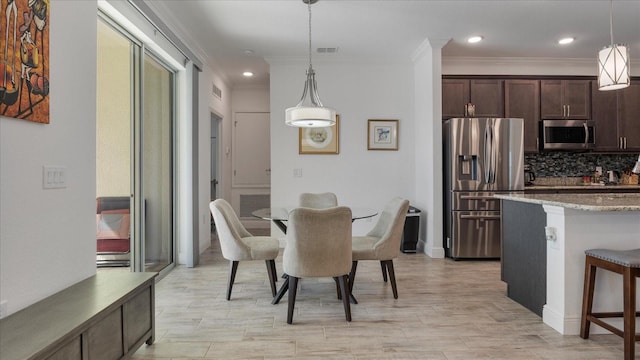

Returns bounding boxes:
[147,0,640,87]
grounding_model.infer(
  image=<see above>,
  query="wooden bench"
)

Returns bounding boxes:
[0,272,156,360]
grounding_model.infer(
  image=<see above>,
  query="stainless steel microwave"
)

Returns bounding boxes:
[541,119,595,150]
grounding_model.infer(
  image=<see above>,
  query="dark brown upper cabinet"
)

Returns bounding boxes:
[540,80,591,119]
[442,79,504,119]
[505,80,540,153]
[592,80,640,152]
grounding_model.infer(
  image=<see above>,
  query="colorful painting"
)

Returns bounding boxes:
[0,0,49,123]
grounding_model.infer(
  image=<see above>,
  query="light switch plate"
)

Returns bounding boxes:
[43,166,66,189]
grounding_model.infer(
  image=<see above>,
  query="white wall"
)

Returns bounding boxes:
[198,66,233,255]
[0,1,97,317]
[414,39,447,258]
[232,86,270,111]
[269,60,415,237]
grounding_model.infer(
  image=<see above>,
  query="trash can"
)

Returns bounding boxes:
[400,205,421,253]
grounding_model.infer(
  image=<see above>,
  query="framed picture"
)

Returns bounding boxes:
[368,119,398,150]
[0,0,50,123]
[299,115,339,154]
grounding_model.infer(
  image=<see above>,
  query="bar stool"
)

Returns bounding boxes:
[580,248,640,360]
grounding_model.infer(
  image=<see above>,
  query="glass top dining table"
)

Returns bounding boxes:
[252,207,378,234]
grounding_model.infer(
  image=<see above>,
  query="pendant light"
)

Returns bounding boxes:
[597,0,630,91]
[285,0,336,128]
[632,155,640,174]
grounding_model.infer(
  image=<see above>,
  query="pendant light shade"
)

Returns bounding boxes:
[285,0,336,128]
[632,154,640,174]
[597,0,630,91]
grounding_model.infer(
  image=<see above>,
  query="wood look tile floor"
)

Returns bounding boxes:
[133,232,627,359]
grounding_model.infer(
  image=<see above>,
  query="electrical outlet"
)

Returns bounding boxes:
[545,226,557,241]
[293,168,302,177]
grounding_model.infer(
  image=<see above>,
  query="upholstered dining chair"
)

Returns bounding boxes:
[350,197,409,299]
[298,192,338,209]
[283,206,353,324]
[209,199,280,300]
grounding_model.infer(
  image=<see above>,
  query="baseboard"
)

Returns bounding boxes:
[543,305,620,335]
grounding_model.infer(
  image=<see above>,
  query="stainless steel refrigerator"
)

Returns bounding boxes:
[443,118,524,259]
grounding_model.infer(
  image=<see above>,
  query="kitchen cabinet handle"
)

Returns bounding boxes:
[562,105,566,117]
[619,137,623,149]
[624,137,627,149]
[567,105,570,117]
[460,214,501,220]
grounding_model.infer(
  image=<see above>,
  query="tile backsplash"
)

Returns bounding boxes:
[524,152,638,177]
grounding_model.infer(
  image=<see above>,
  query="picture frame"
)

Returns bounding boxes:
[299,115,339,154]
[368,119,398,150]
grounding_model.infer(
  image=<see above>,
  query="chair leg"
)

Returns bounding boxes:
[623,266,636,360]
[384,260,398,299]
[265,260,277,297]
[270,260,278,282]
[580,256,597,339]
[287,276,298,324]
[226,261,239,301]
[349,261,358,293]
[334,277,342,300]
[272,275,289,305]
[338,274,352,322]
[380,261,388,282]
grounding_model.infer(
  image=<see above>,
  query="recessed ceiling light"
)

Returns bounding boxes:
[243,49,254,55]
[467,36,483,44]
[242,71,254,77]
[558,37,575,45]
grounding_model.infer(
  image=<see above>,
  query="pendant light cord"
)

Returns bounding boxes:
[308,1,313,69]
[609,0,614,45]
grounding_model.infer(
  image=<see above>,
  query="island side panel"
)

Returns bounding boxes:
[542,205,640,335]
[501,200,547,317]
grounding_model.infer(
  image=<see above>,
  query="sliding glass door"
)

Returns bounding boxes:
[140,53,175,273]
[97,15,176,274]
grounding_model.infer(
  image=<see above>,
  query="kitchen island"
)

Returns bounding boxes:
[496,192,640,335]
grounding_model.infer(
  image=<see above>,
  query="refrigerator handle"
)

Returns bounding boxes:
[491,123,498,184]
[460,214,501,220]
[483,124,491,184]
[489,121,498,184]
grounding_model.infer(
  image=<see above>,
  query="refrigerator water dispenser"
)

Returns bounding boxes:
[458,155,477,180]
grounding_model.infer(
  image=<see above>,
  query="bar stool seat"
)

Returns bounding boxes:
[580,248,640,360]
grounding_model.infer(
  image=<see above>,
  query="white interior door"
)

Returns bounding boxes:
[233,112,271,187]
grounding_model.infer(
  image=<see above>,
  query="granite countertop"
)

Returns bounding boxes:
[495,193,640,212]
